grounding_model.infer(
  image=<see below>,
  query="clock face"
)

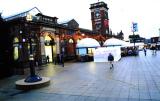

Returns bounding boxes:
[94,9,100,18]
[95,12,100,18]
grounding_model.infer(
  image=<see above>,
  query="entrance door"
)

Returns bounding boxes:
[44,36,56,62]
[45,45,52,62]
[67,38,75,59]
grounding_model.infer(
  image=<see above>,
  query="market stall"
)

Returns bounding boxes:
[76,38,100,62]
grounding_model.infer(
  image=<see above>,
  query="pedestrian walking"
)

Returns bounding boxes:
[108,53,114,69]
[46,55,49,63]
[143,47,147,56]
[59,53,64,67]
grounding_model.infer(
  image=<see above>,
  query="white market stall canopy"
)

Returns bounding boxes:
[103,38,126,47]
[76,38,100,48]
[122,42,144,50]
[123,42,144,47]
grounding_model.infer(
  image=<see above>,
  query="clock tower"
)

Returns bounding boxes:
[90,1,109,34]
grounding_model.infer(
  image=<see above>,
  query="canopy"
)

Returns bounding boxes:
[123,42,144,47]
[76,38,100,48]
[103,38,126,46]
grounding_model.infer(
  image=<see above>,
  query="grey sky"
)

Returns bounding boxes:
[0,0,160,39]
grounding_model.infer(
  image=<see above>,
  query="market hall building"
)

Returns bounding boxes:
[0,2,123,78]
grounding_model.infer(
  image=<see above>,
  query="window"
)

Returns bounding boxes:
[13,37,19,60]
[78,48,87,55]
[88,48,95,54]
[69,39,74,43]
[96,23,101,30]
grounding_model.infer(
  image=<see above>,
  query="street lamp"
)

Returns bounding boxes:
[132,22,138,51]
[15,13,50,90]
[159,28,160,41]
[24,13,42,83]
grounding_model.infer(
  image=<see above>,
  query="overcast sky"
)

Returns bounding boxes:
[1,0,160,40]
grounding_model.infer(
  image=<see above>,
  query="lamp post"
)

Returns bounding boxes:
[133,31,135,50]
[24,13,42,83]
[158,28,160,50]
[132,22,138,50]
[15,14,50,90]
[159,28,160,41]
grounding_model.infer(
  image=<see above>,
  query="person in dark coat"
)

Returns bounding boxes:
[108,53,114,69]
[143,47,147,56]
[46,55,49,63]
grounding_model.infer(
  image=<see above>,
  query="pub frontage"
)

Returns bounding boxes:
[0,1,125,78]
[0,7,108,78]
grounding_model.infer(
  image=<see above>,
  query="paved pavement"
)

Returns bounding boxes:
[1,50,160,101]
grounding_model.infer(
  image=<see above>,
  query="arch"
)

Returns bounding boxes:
[39,30,57,63]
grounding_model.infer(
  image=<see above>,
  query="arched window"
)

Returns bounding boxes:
[13,37,19,60]
[69,39,74,43]
[44,35,52,45]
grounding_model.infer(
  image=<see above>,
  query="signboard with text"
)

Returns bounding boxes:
[132,22,138,32]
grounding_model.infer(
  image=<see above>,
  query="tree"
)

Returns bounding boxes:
[117,30,124,40]
[129,34,140,39]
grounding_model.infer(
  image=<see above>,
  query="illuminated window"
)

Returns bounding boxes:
[45,35,52,41]
[79,48,87,55]
[88,48,95,54]
[14,37,19,43]
[69,39,74,43]
[26,13,32,21]
[14,47,19,60]
[13,37,19,60]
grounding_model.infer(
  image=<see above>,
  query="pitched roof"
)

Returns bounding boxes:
[5,7,42,21]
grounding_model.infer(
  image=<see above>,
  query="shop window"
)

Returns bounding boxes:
[78,48,87,55]
[88,48,95,54]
